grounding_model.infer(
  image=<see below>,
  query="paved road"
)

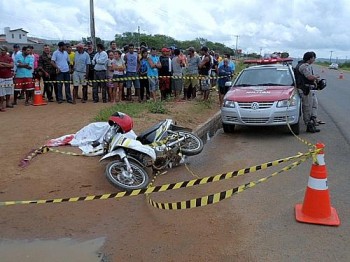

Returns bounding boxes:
[170,65,350,261]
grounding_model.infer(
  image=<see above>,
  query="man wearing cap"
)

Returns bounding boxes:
[183,47,201,100]
[51,41,72,104]
[198,46,211,100]
[0,46,14,111]
[72,43,91,103]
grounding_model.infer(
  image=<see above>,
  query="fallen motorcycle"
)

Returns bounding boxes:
[99,112,204,191]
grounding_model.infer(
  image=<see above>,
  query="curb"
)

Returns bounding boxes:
[194,111,222,140]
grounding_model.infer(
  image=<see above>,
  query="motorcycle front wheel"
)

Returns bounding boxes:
[105,159,149,191]
[177,131,204,156]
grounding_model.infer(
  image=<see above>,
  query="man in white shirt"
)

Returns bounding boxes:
[51,41,72,104]
[91,43,108,103]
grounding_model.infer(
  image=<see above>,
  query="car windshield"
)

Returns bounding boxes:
[234,67,293,87]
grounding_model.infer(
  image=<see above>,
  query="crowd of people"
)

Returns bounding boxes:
[0,41,235,112]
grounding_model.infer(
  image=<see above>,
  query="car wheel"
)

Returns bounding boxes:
[222,123,235,133]
[290,121,300,135]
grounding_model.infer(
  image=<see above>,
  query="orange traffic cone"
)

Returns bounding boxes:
[295,143,340,226]
[339,72,344,79]
[33,81,47,106]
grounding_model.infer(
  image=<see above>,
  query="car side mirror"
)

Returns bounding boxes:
[225,81,232,87]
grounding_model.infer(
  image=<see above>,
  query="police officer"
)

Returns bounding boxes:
[297,51,320,133]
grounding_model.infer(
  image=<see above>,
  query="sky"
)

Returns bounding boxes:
[0,0,349,60]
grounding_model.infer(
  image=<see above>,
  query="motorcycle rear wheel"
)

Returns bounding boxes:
[105,159,149,191]
[177,131,204,156]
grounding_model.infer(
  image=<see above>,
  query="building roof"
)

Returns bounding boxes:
[9,28,28,33]
[28,37,45,44]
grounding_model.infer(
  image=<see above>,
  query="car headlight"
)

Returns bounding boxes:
[277,94,298,107]
[223,100,235,108]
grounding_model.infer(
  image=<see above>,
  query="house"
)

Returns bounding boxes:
[0,27,28,43]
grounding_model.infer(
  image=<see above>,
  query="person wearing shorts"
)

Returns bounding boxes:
[112,50,125,103]
[198,46,211,101]
[72,43,91,103]
[14,46,34,106]
[0,46,14,111]
[106,50,114,102]
[147,47,161,101]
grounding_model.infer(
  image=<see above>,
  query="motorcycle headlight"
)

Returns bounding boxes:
[277,94,297,108]
[223,100,235,108]
[104,126,117,143]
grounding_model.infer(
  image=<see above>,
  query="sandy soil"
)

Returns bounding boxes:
[0,93,220,261]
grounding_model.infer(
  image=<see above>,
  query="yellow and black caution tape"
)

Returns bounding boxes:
[147,156,310,210]
[46,147,84,156]
[0,74,237,88]
[20,146,81,167]
[286,120,315,149]
[19,146,49,168]
[20,145,108,167]
[2,150,317,207]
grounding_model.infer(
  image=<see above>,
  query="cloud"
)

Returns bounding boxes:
[0,0,349,58]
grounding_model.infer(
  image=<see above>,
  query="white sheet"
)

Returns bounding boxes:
[46,122,137,156]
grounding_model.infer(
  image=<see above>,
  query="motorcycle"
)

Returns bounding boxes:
[99,112,204,191]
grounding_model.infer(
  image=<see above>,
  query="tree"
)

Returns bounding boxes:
[113,31,235,54]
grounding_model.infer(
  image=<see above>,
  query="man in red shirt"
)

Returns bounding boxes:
[0,46,14,111]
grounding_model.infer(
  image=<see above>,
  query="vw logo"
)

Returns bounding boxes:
[251,102,259,110]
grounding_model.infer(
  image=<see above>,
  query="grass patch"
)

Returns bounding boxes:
[94,100,169,121]
[147,100,169,114]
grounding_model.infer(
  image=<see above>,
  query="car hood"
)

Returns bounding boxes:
[225,86,295,102]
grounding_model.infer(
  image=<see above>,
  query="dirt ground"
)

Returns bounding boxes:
[0,93,220,260]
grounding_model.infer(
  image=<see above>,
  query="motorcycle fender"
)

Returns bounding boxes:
[114,138,157,160]
[99,148,126,162]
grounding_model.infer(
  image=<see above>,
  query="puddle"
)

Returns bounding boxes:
[0,237,105,262]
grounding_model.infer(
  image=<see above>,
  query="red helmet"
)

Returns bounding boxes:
[108,112,133,133]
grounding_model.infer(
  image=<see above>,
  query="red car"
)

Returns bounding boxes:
[221,58,301,134]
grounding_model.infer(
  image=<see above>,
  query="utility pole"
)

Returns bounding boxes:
[329,50,333,63]
[234,35,239,58]
[137,26,140,50]
[90,0,96,49]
